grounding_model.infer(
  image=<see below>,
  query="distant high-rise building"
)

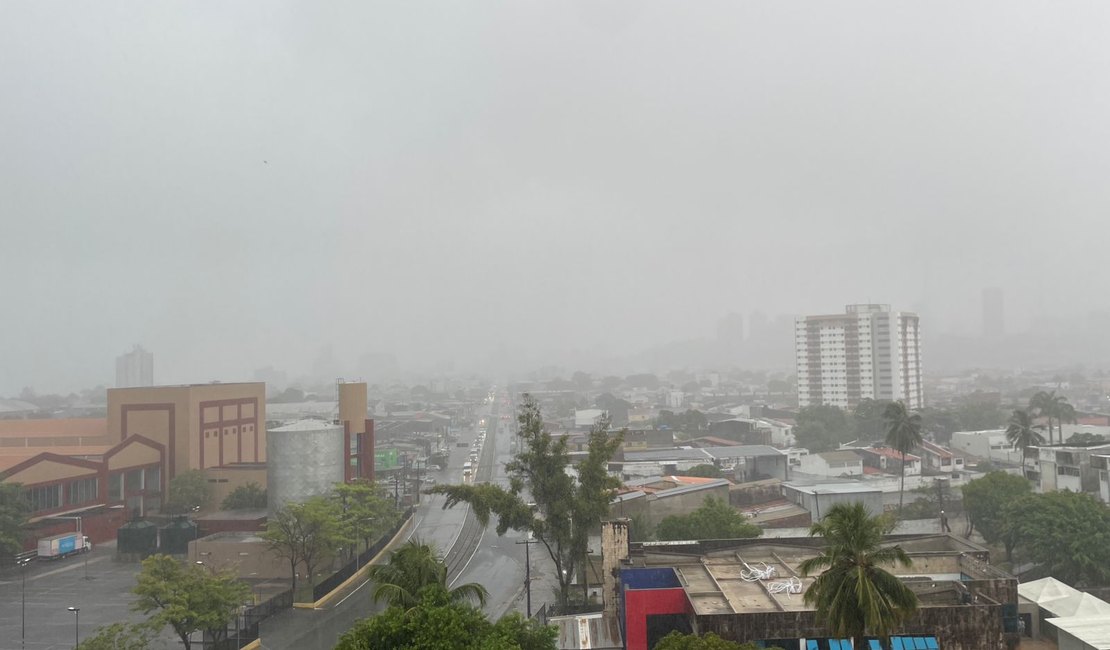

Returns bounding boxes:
[795,304,923,410]
[982,288,1004,338]
[115,345,153,388]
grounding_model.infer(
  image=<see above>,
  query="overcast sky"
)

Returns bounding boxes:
[3,2,1110,394]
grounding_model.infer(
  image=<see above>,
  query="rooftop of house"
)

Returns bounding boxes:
[859,446,921,462]
[623,445,785,463]
[625,537,1009,616]
[817,450,862,463]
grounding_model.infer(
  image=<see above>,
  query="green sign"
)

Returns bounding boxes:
[375,448,400,470]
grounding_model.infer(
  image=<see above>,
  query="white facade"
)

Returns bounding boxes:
[574,409,607,429]
[795,304,922,410]
[115,345,153,388]
[1095,455,1110,504]
[949,429,1023,465]
[797,451,864,478]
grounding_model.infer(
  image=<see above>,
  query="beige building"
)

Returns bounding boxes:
[108,382,267,480]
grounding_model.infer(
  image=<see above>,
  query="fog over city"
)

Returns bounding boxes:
[4,2,1110,394]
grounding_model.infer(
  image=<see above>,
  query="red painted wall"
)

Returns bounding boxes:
[23,508,128,550]
[624,587,691,650]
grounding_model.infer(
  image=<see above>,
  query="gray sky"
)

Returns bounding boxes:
[3,2,1110,394]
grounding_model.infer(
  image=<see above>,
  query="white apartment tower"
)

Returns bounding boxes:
[116,345,154,388]
[795,304,922,410]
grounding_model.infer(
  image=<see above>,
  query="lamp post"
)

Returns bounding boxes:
[19,557,31,650]
[516,534,539,618]
[66,607,79,648]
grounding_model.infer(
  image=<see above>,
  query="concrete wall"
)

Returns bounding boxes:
[204,464,268,508]
[190,536,288,579]
[783,485,884,518]
[644,484,730,527]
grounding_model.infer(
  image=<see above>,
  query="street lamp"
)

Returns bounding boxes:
[19,557,32,650]
[66,607,79,648]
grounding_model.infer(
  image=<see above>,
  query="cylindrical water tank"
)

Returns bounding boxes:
[266,420,344,514]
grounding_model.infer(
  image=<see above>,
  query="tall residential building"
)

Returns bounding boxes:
[795,304,923,410]
[115,345,153,388]
[982,287,1004,338]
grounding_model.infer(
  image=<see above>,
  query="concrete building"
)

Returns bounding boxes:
[615,446,789,482]
[795,304,923,410]
[611,476,731,528]
[858,446,922,477]
[575,409,607,429]
[917,440,966,474]
[796,450,863,478]
[949,429,1022,465]
[115,345,154,388]
[1024,443,1110,494]
[781,480,884,518]
[1095,454,1110,504]
[1018,577,1110,644]
[617,535,1018,650]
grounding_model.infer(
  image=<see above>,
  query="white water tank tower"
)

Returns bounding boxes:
[266,420,344,513]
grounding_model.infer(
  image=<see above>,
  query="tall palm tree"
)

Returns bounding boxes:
[366,539,488,608]
[800,502,918,648]
[1029,390,1074,445]
[883,401,923,514]
[1005,409,1045,468]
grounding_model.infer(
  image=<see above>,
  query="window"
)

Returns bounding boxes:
[68,477,98,505]
[125,468,144,492]
[108,472,124,500]
[145,465,161,493]
[25,484,62,513]
[1058,466,1081,477]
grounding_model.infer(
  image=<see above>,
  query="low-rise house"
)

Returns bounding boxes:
[917,440,966,474]
[949,429,1022,466]
[857,446,922,477]
[610,475,731,527]
[1024,443,1110,494]
[796,450,863,478]
[1095,454,1110,504]
[781,479,884,518]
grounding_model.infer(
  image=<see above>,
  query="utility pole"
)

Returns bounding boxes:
[516,535,539,618]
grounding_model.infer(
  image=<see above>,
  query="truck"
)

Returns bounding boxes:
[37,532,92,560]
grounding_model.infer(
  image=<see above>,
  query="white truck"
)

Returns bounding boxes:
[37,532,92,560]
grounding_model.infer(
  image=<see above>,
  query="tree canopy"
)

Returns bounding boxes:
[883,401,923,515]
[675,464,724,479]
[961,471,1031,554]
[332,479,397,556]
[799,502,917,646]
[165,469,213,514]
[0,482,30,556]
[262,495,348,596]
[656,496,761,542]
[132,554,250,650]
[336,588,556,650]
[367,539,487,608]
[1004,410,1044,467]
[220,481,267,510]
[76,622,157,650]
[1006,490,1110,586]
[430,395,622,609]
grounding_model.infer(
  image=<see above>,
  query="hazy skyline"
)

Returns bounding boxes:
[4,2,1110,394]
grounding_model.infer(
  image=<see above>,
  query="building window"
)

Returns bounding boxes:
[145,466,161,493]
[108,472,124,500]
[25,484,62,513]
[125,468,144,492]
[68,477,98,505]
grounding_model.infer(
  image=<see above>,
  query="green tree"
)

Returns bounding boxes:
[883,401,923,515]
[1067,431,1108,444]
[628,512,655,543]
[132,554,251,650]
[795,405,856,452]
[220,481,267,510]
[262,495,348,597]
[799,502,918,647]
[332,479,397,557]
[336,588,556,650]
[961,472,1031,560]
[854,399,894,440]
[76,622,157,650]
[675,464,724,479]
[1004,409,1045,468]
[0,482,30,556]
[367,539,488,608]
[654,631,776,650]
[656,496,761,541]
[1029,390,1074,445]
[1007,490,1110,586]
[430,395,622,610]
[165,469,213,514]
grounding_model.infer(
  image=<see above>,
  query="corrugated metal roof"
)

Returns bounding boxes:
[1046,616,1110,649]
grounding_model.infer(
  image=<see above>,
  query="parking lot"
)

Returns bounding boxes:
[0,540,179,649]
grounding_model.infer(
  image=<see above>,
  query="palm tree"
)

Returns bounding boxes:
[883,401,923,514]
[1005,409,1045,468]
[799,502,918,648]
[366,539,488,608]
[1029,391,1074,445]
